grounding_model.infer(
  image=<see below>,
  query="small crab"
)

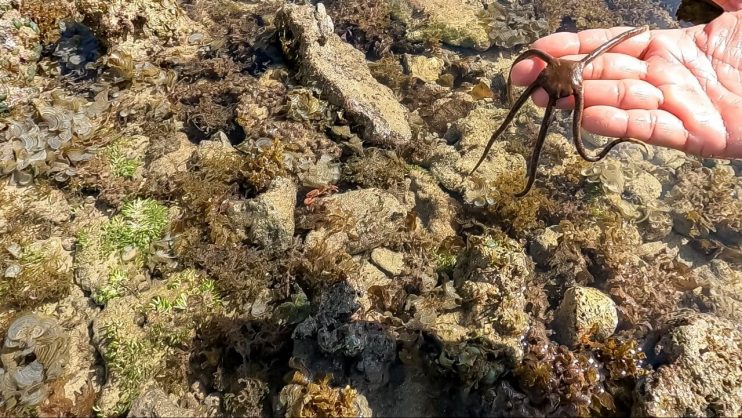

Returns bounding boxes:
[304,184,339,207]
[470,26,649,196]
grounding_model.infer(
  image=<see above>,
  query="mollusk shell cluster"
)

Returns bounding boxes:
[0,313,70,410]
[0,89,107,185]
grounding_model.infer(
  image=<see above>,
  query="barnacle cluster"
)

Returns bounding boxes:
[0,313,69,412]
[0,90,106,185]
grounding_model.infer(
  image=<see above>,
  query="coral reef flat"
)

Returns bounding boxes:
[0,0,739,416]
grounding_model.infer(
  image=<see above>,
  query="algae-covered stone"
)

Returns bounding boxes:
[371,248,404,276]
[76,0,200,44]
[408,169,461,244]
[553,286,618,347]
[128,386,196,418]
[277,4,411,147]
[626,171,663,202]
[245,177,297,252]
[320,188,407,254]
[429,106,524,198]
[633,310,742,417]
[403,54,444,83]
[92,269,221,416]
[405,0,490,51]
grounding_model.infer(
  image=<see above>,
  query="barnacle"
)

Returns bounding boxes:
[0,313,69,411]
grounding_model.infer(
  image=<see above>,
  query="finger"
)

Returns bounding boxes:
[531,26,652,58]
[580,106,690,151]
[511,51,649,87]
[510,27,653,86]
[529,79,663,109]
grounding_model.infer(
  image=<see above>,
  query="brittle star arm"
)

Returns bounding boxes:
[515,96,557,197]
[580,25,649,66]
[507,49,555,105]
[469,81,540,176]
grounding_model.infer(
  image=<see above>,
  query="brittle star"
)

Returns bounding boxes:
[469,26,650,197]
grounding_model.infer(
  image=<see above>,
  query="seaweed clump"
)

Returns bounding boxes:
[323,0,411,59]
[343,147,406,191]
[502,325,649,416]
[668,164,741,244]
[0,238,72,310]
[276,373,372,418]
[467,169,557,236]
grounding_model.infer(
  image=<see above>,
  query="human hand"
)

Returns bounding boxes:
[510,10,742,159]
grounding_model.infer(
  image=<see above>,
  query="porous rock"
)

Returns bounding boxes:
[244,177,297,252]
[128,386,196,418]
[320,188,407,254]
[277,4,412,147]
[553,286,618,347]
[634,310,742,417]
[405,0,491,51]
[408,169,461,243]
[403,54,444,83]
[371,248,404,276]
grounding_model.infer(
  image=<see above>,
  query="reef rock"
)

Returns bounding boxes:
[244,177,297,252]
[370,247,404,276]
[277,4,412,147]
[0,313,69,411]
[405,0,490,50]
[316,188,407,254]
[553,286,618,347]
[128,386,196,418]
[634,310,742,417]
[403,54,444,83]
[408,169,461,244]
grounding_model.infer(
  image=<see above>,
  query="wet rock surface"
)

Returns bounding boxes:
[634,310,742,417]
[244,177,297,251]
[277,4,412,147]
[553,286,618,347]
[0,0,737,416]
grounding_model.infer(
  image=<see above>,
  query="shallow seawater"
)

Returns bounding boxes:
[0,0,739,417]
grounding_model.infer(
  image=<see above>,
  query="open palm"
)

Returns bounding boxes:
[510,10,742,159]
